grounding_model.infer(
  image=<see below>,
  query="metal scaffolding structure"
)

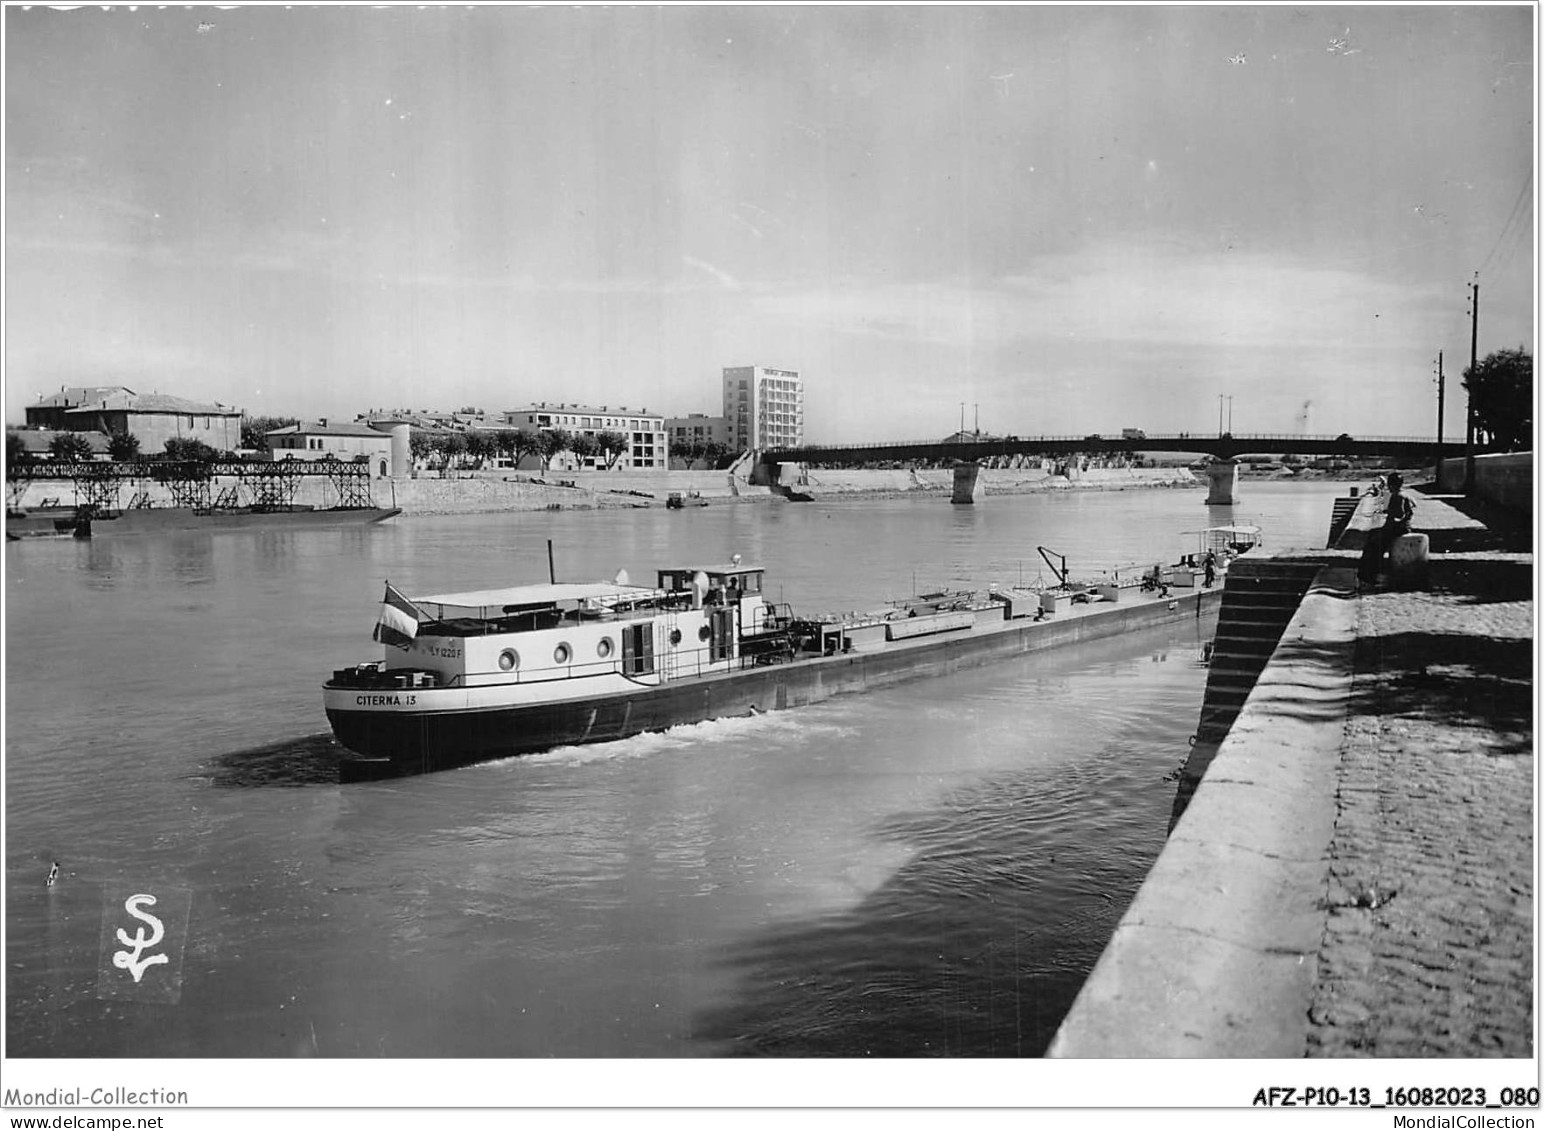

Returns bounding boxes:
[6,458,379,512]
[70,464,124,511]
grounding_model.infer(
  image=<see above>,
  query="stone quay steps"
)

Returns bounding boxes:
[1173,558,1325,825]
[1196,562,1324,738]
[1326,495,1360,548]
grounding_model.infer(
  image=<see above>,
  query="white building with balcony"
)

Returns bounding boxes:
[722,366,803,451]
[504,403,668,470]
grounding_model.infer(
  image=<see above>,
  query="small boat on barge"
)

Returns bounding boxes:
[324,553,1229,781]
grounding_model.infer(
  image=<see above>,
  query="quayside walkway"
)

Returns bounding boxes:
[1049,485,1533,1057]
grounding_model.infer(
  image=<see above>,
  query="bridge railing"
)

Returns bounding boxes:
[767,432,1442,455]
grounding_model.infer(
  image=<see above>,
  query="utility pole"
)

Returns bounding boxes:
[1434,350,1445,470]
[959,402,965,438]
[1465,279,1478,492]
[1217,395,1224,437]
[973,404,979,437]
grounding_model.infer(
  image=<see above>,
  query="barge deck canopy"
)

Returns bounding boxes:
[1183,525,1263,555]
[411,581,674,631]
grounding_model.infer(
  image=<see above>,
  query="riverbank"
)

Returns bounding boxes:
[6,464,1201,517]
[1048,486,1534,1057]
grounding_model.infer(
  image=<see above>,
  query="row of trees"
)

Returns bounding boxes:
[669,438,737,468]
[409,427,634,473]
[5,430,235,467]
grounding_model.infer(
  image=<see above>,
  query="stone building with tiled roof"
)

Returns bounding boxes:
[25,386,242,455]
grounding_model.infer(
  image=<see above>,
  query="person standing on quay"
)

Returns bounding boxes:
[1358,472,1414,590]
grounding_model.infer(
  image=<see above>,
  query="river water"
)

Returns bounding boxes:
[4,481,1345,1079]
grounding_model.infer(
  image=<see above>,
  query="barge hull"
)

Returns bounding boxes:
[82,506,401,537]
[329,588,1221,780]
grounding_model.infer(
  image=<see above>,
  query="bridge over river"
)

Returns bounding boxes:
[759,433,1488,506]
[761,431,1480,468]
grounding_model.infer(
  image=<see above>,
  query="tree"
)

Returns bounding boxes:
[48,433,96,462]
[569,432,600,467]
[464,431,496,467]
[1463,347,1533,451]
[107,429,141,462]
[162,437,219,463]
[535,428,572,473]
[409,430,434,466]
[505,428,540,468]
[595,430,630,470]
[672,438,702,468]
[241,415,298,452]
[441,432,468,471]
[7,430,32,475]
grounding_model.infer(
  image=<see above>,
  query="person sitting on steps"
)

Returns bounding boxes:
[1357,472,1414,591]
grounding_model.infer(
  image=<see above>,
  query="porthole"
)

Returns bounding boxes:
[596,637,614,659]
[698,625,712,642]
[669,629,683,646]
[498,649,519,671]
[554,642,572,664]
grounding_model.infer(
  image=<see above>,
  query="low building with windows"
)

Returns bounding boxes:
[666,413,729,448]
[264,420,395,477]
[504,402,668,470]
[25,386,242,454]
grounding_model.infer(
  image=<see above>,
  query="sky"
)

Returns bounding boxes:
[3,4,1535,444]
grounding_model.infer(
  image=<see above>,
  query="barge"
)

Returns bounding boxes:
[6,504,401,539]
[324,556,1225,780]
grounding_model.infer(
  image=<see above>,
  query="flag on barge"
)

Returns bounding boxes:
[373,581,421,647]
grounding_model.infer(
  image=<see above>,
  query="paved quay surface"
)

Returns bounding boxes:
[1306,490,1534,1057]
[1049,483,1533,1058]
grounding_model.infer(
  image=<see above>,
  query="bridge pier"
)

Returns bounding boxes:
[1204,459,1239,506]
[951,463,984,505]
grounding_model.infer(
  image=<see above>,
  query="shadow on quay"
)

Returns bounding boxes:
[1411,484,1533,553]
[1348,630,1533,756]
[201,733,345,787]
[1424,558,1534,604]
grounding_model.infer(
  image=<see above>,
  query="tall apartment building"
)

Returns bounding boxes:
[504,402,667,470]
[722,366,803,451]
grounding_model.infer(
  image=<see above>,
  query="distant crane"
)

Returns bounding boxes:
[1298,400,1313,434]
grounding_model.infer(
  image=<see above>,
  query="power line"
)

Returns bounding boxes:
[1490,212,1532,276]
[1477,170,1533,277]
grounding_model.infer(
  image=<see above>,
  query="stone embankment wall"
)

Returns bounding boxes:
[1435,452,1532,513]
[10,464,1196,516]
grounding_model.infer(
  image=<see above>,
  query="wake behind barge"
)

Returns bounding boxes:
[324,557,1226,781]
